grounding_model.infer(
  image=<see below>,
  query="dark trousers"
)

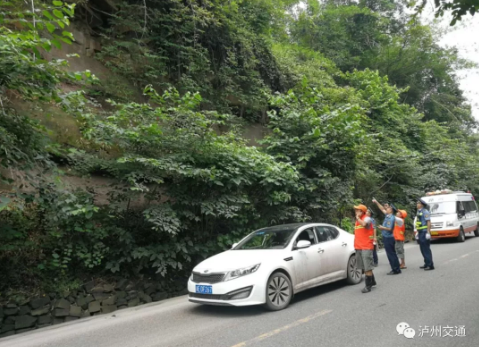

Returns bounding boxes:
[418,232,434,267]
[373,244,378,264]
[383,237,400,272]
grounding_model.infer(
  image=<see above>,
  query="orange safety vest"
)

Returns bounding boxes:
[354,215,374,250]
[393,222,405,241]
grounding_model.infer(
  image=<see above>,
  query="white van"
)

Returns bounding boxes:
[413,191,479,242]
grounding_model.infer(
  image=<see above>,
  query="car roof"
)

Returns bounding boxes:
[257,223,332,232]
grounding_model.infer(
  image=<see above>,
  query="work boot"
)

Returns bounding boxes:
[361,276,372,293]
[419,265,426,269]
[371,274,377,287]
[387,270,401,275]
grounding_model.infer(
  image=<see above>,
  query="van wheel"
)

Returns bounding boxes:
[475,223,479,237]
[346,255,362,285]
[457,227,465,243]
[264,272,292,311]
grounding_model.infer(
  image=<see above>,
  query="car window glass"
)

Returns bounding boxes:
[235,227,297,250]
[326,227,339,239]
[295,228,317,246]
[314,226,331,243]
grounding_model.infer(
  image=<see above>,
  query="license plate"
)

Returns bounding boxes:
[195,285,213,294]
[430,232,438,236]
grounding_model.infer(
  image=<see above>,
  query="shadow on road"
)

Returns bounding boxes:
[431,235,476,244]
[188,303,266,317]
[290,281,348,306]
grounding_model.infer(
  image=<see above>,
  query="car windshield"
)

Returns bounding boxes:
[234,227,298,250]
[429,201,456,215]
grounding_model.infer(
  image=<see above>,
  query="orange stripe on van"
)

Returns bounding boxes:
[430,229,460,238]
[464,225,477,233]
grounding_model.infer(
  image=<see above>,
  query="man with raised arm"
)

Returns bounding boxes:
[372,199,401,275]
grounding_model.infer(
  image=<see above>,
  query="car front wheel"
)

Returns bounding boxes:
[346,255,362,285]
[264,272,292,311]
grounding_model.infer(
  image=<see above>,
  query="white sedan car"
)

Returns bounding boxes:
[188,223,361,311]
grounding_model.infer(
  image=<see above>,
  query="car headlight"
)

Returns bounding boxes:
[446,221,456,227]
[224,264,261,281]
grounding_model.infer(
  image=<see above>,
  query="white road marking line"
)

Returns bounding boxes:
[444,258,458,264]
[230,309,333,347]
[444,250,479,263]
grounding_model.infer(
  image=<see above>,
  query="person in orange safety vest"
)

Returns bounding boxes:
[393,209,408,269]
[354,204,377,293]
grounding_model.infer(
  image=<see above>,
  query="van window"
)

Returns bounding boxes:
[464,201,477,213]
[472,201,478,212]
[457,201,465,214]
[430,201,456,215]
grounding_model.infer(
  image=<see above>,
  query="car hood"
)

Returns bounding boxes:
[194,249,285,272]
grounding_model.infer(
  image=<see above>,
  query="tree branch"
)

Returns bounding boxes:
[141,0,147,39]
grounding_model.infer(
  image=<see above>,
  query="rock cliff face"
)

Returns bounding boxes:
[0,278,187,338]
[1,5,269,335]
[0,15,267,195]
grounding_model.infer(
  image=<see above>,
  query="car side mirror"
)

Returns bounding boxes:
[232,243,238,249]
[295,240,311,250]
[458,209,466,217]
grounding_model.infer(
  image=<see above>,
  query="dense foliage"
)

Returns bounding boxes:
[1,0,478,295]
[415,0,479,25]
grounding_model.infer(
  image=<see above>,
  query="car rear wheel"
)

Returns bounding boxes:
[346,255,362,285]
[457,227,465,242]
[475,223,479,237]
[264,272,292,311]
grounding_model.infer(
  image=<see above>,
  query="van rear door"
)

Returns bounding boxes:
[463,199,479,234]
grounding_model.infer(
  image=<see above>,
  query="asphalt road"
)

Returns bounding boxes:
[2,236,479,347]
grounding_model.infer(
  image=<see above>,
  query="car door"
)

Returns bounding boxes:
[458,200,473,231]
[463,200,472,231]
[314,226,346,276]
[325,226,349,273]
[470,200,479,233]
[464,200,478,233]
[291,227,322,291]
